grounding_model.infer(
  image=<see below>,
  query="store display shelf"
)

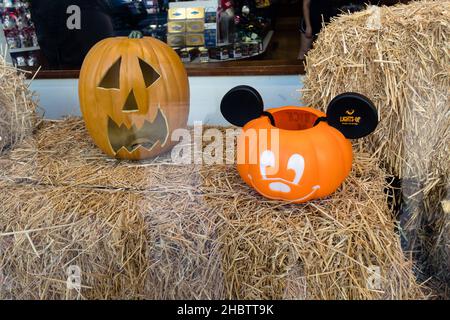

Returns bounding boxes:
[9,45,40,53]
[188,31,274,64]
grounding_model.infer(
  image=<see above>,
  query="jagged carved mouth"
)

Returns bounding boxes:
[107,109,169,154]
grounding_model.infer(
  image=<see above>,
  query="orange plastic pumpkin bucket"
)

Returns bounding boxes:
[221,86,378,203]
[237,106,353,202]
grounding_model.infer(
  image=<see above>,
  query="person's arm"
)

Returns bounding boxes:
[303,0,313,38]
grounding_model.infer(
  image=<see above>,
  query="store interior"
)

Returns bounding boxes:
[0,0,410,77]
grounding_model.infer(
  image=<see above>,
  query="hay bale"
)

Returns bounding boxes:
[0,118,427,299]
[0,183,225,300]
[301,0,450,296]
[0,53,37,154]
[206,155,427,299]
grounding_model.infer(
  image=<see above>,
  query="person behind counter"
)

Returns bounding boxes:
[30,0,148,69]
[30,0,114,69]
[298,0,378,60]
[297,0,331,60]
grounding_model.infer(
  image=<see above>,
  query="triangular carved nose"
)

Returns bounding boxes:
[123,90,139,112]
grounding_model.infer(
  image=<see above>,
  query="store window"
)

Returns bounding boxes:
[0,0,409,73]
[0,0,446,302]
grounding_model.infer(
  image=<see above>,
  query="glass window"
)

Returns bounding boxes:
[0,0,409,71]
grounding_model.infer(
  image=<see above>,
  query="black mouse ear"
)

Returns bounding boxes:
[220,85,264,127]
[326,92,379,139]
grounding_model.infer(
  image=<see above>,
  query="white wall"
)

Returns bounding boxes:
[30,75,304,125]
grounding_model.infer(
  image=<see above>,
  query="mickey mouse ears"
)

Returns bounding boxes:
[326,92,378,139]
[220,86,379,139]
[220,86,264,127]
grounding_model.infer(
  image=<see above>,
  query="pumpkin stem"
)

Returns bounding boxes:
[129,31,144,39]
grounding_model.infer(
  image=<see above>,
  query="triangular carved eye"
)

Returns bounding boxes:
[99,58,121,89]
[138,58,160,88]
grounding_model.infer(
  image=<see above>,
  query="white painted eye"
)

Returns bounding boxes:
[287,154,305,185]
[260,150,275,179]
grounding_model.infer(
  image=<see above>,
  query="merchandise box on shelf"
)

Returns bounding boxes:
[0,0,40,68]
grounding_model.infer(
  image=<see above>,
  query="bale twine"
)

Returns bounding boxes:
[0,53,37,154]
[0,118,427,299]
[301,0,449,296]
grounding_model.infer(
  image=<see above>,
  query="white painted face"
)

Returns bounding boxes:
[259,150,305,193]
[247,149,321,202]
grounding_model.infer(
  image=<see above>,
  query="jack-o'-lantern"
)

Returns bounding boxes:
[221,87,378,203]
[79,31,189,160]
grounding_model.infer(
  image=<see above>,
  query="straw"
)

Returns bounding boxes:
[0,51,38,154]
[301,0,449,297]
[0,118,428,299]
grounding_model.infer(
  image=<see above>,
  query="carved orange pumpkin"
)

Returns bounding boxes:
[79,32,189,160]
[236,107,353,203]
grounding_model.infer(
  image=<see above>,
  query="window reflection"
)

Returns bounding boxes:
[0,0,410,70]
